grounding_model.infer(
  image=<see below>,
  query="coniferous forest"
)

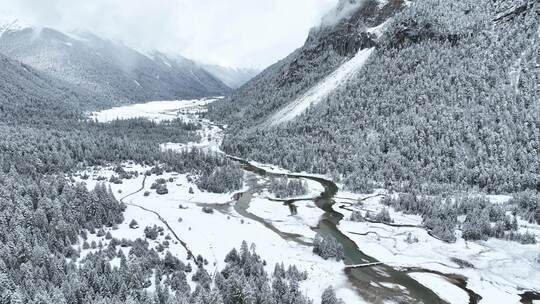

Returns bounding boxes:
[1,0,539,303]
[210,0,539,194]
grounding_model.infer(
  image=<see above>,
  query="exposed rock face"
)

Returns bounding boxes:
[209,0,407,127]
[385,18,464,49]
[278,0,405,87]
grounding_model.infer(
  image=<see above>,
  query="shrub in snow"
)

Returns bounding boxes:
[405,232,419,244]
[450,258,474,269]
[109,175,122,184]
[313,233,344,261]
[202,206,214,214]
[509,191,540,225]
[144,225,163,240]
[120,238,131,247]
[505,231,537,244]
[156,184,169,195]
[462,209,491,241]
[269,177,308,198]
[129,219,139,229]
[156,244,164,252]
[321,286,345,304]
[350,211,365,222]
[150,166,164,175]
[96,228,105,237]
[143,191,150,196]
[369,208,393,224]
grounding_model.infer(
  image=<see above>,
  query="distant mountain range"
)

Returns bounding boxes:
[200,64,260,89]
[0,17,259,108]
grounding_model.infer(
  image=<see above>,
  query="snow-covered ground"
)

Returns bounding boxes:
[88,99,540,303]
[336,191,540,304]
[408,273,469,304]
[267,47,374,127]
[89,98,219,123]
[73,164,363,303]
[160,121,223,153]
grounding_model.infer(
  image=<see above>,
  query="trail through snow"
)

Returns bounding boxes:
[267,47,374,127]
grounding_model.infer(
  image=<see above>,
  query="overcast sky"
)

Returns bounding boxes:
[0,0,337,68]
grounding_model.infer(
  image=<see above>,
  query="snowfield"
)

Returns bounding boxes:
[86,99,540,304]
[73,164,364,303]
[336,191,540,304]
[267,47,374,127]
[89,98,219,123]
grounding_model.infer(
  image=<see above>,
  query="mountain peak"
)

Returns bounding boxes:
[0,15,32,34]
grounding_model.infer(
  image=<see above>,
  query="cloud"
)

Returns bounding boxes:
[0,0,337,68]
[320,0,364,27]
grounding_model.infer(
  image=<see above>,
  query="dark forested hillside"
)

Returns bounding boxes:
[0,24,230,107]
[0,34,253,302]
[208,0,406,128]
[0,53,93,121]
[210,0,540,194]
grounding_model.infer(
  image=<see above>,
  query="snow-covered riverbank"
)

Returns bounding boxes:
[84,98,540,304]
[336,191,540,304]
[73,163,362,303]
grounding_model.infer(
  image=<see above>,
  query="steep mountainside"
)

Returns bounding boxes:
[200,64,260,88]
[209,0,404,127]
[0,53,94,121]
[210,0,540,194]
[0,20,230,107]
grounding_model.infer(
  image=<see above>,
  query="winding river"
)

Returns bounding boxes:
[232,158,461,304]
[96,99,538,303]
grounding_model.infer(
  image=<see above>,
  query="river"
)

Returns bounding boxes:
[232,158,463,304]
[94,99,538,303]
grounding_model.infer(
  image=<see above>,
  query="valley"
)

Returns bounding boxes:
[1,0,538,303]
[80,98,540,304]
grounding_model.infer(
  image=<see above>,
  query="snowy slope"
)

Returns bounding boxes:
[267,47,374,127]
[0,16,31,38]
[0,21,230,106]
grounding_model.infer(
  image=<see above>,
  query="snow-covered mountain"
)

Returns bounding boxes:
[210,0,540,193]
[209,0,400,127]
[0,52,98,120]
[199,64,260,88]
[0,16,31,37]
[0,18,231,106]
